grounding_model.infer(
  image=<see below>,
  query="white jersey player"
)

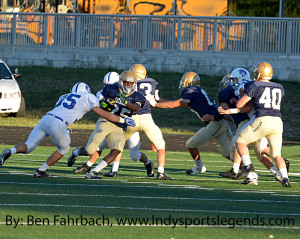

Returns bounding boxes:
[0,82,135,178]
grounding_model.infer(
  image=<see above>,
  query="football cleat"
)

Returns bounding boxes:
[239,178,258,185]
[274,172,282,184]
[186,165,206,176]
[219,168,238,179]
[283,158,290,172]
[236,164,255,180]
[67,147,79,167]
[85,171,102,180]
[103,170,118,177]
[73,163,91,174]
[145,161,154,177]
[156,172,172,180]
[0,149,11,168]
[282,178,291,187]
[33,169,51,178]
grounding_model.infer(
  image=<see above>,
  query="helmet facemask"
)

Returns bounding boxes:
[119,70,137,96]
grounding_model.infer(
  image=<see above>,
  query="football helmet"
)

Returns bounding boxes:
[218,74,235,93]
[253,62,273,81]
[103,72,120,86]
[129,64,147,80]
[119,70,137,95]
[178,72,200,92]
[230,68,250,84]
[71,82,91,94]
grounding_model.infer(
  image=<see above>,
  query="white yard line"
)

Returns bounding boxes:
[1,191,300,204]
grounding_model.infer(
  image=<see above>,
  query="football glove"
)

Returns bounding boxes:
[100,99,115,112]
[124,117,135,127]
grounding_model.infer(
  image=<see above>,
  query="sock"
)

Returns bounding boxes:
[10,148,17,155]
[158,166,164,173]
[233,163,240,174]
[112,162,120,172]
[195,159,203,168]
[93,160,108,173]
[241,155,251,166]
[279,168,288,179]
[86,161,94,167]
[38,162,49,171]
[144,159,150,165]
[269,166,279,176]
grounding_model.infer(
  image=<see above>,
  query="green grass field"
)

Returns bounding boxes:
[1,66,300,140]
[0,145,299,239]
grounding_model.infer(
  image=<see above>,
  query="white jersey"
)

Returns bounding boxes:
[47,92,99,126]
[96,90,104,101]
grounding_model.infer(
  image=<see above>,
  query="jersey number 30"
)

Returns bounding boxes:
[259,87,281,110]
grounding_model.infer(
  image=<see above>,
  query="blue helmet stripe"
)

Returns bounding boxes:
[107,72,112,83]
[75,83,79,93]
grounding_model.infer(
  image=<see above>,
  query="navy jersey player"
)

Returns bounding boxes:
[104,64,171,180]
[218,73,282,185]
[154,72,231,176]
[0,82,134,178]
[224,62,290,187]
[66,71,145,179]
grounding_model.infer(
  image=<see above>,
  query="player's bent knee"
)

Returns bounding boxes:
[236,137,248,146]
[58,145,70,156]
[129,150,141,162]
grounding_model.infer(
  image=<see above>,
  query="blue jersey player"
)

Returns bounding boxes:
[155,72,231,176]
[104,64,171,180]
[224,62,290,187]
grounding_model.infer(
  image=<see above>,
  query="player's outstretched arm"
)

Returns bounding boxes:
[155,99,188,109]
[92,106,122,123]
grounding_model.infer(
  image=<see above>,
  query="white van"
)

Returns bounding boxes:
[0,59,25,117]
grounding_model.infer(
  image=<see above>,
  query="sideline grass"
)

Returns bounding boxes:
[0,66,299,139]
[0,145,299,238]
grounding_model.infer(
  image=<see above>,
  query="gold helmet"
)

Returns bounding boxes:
[129,64,147,80]
[119,70,137,95]
[218,74,235,93]
[179,72,200,92]
[253,62,273,81]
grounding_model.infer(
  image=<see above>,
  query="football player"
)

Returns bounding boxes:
[68,71,142,176]
[68,71,146,179]
[0,82,135,178]
[153,72,232,175]
[219,62,290,187]
[217,72,283,185]
[103,64,171,180]
[72,64,171,180]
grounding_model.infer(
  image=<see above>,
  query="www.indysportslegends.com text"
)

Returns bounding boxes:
[4,214,295,229]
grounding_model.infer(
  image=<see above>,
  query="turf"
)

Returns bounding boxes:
[0,145,299,238]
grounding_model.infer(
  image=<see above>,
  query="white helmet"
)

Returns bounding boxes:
[103,72,120,85]
[71,82,91,94]
[230,68,250,84]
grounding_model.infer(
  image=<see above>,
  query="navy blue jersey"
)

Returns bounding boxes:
[245,81,285,118]
[134,78,158,115]
[181,86,218,124]
[101,84,146,127]
[218,86,249,126]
